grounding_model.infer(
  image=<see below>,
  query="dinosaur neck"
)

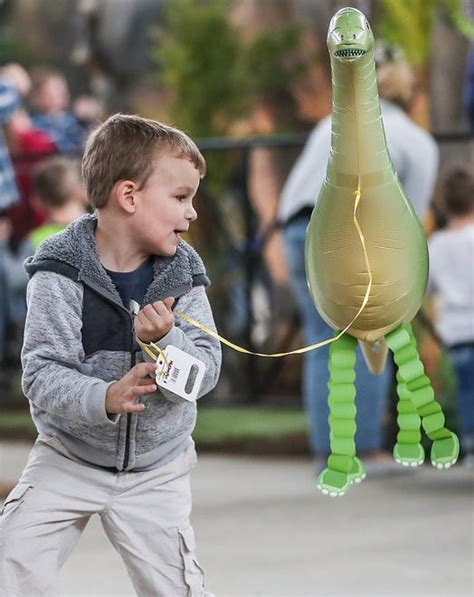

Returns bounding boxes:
[327,55,392,184]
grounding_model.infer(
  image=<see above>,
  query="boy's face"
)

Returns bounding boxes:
[133,155,200,256]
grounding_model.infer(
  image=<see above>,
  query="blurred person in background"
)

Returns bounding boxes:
[428,166,474,467]
[464,41,474,136]
[0,156,88,388]
[5,107,57,241]
[0,63,30,210]
[29,67,86,154]
[72,94,106,135]
[0,63,30,366]
[29,155,89,249]
[278,56,439,471]
[3,156,89,336]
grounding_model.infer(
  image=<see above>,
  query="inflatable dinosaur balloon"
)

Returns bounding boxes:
[305,7,459,496]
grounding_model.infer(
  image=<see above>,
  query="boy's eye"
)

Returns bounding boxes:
[176,195,187,202]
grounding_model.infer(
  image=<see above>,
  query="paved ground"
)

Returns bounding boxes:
[1,441,473,597]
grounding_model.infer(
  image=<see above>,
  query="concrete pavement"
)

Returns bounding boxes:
[1,441,473,597]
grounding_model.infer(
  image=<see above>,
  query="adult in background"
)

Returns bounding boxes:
[278,58,439,469]
[0,63,31,210]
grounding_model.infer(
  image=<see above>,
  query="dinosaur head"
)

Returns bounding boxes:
[327,7,374,63]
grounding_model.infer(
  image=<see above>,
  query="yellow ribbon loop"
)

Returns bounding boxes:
[178,180,372,358]
[136,338,169,375]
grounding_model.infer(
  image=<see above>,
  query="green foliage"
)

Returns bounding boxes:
[441,0,474,38]
[0,27,23,64]
[152,0,308,219]
[0,407,308,446]
[153,0,247,137]
[378,0,474,65]
[194,407,308,444]
[153,0,307,137]
[378,0,438,65]
[244,23,308,105]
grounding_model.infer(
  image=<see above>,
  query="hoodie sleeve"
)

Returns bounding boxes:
[139,285,222,401]
[21,271,117,425]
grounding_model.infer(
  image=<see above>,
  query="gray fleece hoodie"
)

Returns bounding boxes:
[22,214,221,471]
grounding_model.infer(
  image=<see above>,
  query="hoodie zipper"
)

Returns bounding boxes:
[79,279,138,472]
[122,343,136,471]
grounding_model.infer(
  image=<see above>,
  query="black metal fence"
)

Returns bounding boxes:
[1,131,472,406]
[193,131,473,403]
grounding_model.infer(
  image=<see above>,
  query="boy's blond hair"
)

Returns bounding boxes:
[82,114,206,210]
[34,156,82,209]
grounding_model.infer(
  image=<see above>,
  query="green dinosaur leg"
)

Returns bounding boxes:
[392,325,424,466]
[386,324,459,469]
[317,333,362,497]
[393,369,425,466]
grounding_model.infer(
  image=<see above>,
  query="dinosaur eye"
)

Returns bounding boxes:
[365,21,370,30]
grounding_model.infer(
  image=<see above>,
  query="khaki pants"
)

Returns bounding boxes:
[0,439,213,597]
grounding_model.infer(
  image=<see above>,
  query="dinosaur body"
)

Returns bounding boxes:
[304,7,459,496]
[305,6,428,371]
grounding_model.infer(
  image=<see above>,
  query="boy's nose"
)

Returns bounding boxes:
[186,206,198,222]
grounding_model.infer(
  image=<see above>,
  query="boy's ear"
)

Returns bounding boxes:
[114,180,137,214]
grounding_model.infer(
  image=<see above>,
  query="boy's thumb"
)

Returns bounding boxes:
[163,297,175,311]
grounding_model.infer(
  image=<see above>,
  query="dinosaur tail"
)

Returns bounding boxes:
[358,338,388,375]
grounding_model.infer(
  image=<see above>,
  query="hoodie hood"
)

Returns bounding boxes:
[25,213,210,305]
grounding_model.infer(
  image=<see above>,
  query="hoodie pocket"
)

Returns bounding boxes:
[1,482,33,518]
[178,524,205,595]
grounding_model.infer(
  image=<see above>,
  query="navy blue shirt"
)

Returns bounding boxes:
[105,257,154,310]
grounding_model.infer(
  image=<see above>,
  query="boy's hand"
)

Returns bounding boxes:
[106,362,157,414]
[135,297,175,343]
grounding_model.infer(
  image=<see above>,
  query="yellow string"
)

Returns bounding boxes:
[176,180,373,358]
[137,337,169,376]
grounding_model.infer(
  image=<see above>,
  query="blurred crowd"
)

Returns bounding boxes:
[0,56,473,467]
[0,63,102,375]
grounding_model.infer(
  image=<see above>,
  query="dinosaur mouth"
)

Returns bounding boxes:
[334,48,366,58]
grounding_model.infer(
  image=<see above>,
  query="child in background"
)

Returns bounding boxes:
[0,114,220,596]
[428,166,474,467]
[29,67,86,153]
[29,155,88,248]
[6,107,57,240]
[1,157,88,358]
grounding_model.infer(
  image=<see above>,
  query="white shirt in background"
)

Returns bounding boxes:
[428,223,474,346]
[278,101,439,223]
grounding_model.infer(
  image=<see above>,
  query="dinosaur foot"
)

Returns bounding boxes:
[316,468,351,497]
[393,443,425,467]
[349,457,366,484]
[431,433,459,469]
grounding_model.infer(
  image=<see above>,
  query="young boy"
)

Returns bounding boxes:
[428,165,474,467]
[0,114,221,596]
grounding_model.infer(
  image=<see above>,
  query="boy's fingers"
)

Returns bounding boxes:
[135,312,147,326]
[163,297,175,311]
[132,362,157,379]
[133,384,157,396]
[136,376,157,386]
[123,401,146,413]
[151,301,170,318]
[141,305,159,323]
